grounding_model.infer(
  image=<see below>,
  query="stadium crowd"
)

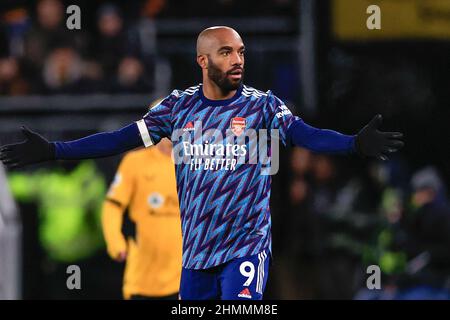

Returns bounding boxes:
[0,0,295,96]
[0,0,164,95]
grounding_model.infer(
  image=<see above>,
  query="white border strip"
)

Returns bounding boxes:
[136,119,153,147]
[257,251,266,294]
[257,253,263,293]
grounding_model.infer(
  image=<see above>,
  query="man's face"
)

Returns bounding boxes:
[207,54,244,92]
[202,30,245,92]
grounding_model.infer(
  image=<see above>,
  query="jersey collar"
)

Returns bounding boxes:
[198,83,243,106]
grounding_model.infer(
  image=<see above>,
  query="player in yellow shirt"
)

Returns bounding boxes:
[101,137,182,299]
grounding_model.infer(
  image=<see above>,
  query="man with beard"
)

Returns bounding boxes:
[0,26,404,300]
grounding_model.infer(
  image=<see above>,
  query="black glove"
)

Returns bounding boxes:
[355,114,404,161]
[0,127,55,169]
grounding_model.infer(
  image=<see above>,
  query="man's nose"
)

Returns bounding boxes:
[231,51,243,66]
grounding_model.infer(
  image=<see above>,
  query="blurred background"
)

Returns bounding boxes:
[0,0,449,299]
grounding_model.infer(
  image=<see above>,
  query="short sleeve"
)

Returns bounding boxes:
[266,92,299,146]
[135,90,179,147]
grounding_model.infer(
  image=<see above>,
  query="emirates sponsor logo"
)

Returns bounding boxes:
[171,121,280,175]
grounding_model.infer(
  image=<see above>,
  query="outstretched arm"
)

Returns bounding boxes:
[287,114,404,160]
[0,123,142,169]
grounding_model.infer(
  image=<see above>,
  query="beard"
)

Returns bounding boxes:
[207,57,244,94]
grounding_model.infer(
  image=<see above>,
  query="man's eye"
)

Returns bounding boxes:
[221,51,230,56]
[239,51,245,56]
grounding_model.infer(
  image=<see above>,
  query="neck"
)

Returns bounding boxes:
[202,77,236,100]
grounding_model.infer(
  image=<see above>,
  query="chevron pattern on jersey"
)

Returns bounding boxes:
[142,84,297,269]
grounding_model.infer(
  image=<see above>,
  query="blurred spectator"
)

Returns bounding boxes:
[286,148,313,257]
[110,56,152,94]
[94,4,128,79]
[290,147,312,177]
[356,166,450,299]
[8,160,108,299]
[290,177,309,206]
[126,0,167,94]
[311,155,337,215]
[287,174,312,257]
[81,59,104,87]
[128,0,165,58]
[41,47,102,94]
[0,57,28,95]
[396,167,450,297]
[23,0,87,88]
[1,7,31,57]
[25,0,73,65]
[43,47,81,92]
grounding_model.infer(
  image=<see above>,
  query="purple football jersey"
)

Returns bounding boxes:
[136,84,297,269]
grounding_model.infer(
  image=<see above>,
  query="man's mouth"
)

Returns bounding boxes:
[228,69,243,79]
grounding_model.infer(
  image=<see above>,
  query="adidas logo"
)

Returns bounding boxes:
[183,122,195,132]
[238,288,252,299]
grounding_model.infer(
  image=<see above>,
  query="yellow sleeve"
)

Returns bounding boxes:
[101,153,135,260]
[102,201,127,260]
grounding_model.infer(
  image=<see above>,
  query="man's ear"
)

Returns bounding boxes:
[197,55,208,69]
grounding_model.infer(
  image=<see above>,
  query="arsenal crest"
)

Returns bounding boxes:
[230,117,246,136]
